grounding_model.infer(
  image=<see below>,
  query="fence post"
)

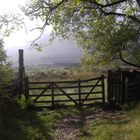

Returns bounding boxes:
[120,71,123,104]
[51,83,55,109]
[78,79,81,106]
[107,71,110,103]
[107,70,113,103]
[101,75,105,104]
[24,76,29,100]
[18,49,25,98]
[124,77,129,103]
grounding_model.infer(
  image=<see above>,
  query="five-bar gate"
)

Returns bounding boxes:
[24,75,105,109]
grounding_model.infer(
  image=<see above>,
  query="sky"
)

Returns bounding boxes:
[0,0,82,67]
[0,0,51,48]
[0,0,56,49]
[0,0,28,14]
[0,0,27,18]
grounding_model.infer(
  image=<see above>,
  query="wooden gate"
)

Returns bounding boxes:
[107,70,140,104]
[24,76,105,108]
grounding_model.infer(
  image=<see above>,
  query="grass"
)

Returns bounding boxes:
[27,68,102,108]
[0,98,83,140]
[78,103,140,140]
[0,99,53,140]
[1,67,140,140]
[1,97,140,140]
[28,67,100,82]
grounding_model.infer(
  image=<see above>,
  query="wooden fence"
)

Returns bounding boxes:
[24,76,105,108]
[107,70,140,104]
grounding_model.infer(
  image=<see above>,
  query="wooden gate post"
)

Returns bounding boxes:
[24,76,29,100]
[101,75,105,103]
[107,70,112,103]
[18,49,25,97]
[124,77,129,103]
[51,83,55,109]
[78,79,81,106]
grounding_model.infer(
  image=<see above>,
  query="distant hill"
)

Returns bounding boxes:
[5,38,82,68]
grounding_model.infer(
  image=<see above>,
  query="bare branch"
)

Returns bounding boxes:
[118,47,140,68]
[98,8,140,24]
[84,0,127,8]
[82,0,140,24]
[30,15,49,46]
[30,26,46,47]
[51,0,68,11]
[136,0,140,7]
[30,27,43,31]
[29,0,69,46]
[26,7,43,15]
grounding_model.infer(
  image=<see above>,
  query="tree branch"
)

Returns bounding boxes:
[83,0,140,24]
[27,0,69,46]
[136,0,140,7]
[30,26,46,47]
[50,0,68,11]
[26,7,43,15]
[118,47,140,68]
[99,9,140,24]
[30,16,49,47]
[85,0,127,8]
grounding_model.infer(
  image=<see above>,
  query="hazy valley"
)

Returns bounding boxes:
[5,39,82,69]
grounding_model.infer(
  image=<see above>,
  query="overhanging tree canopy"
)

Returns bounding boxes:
[22,0,140,68]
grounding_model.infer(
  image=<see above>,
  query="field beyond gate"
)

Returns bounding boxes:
[24,75,105,109]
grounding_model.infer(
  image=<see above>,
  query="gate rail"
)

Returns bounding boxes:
[24,75,105,108]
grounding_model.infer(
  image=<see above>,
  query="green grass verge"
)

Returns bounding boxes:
[1,97,140,140]
[79,103,140,140]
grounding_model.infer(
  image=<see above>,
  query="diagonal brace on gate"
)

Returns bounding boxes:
[53,83,79,106]
[33,85,51,102]
[81,79,101,104]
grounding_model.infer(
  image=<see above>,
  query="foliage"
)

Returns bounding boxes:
[0,40,6,63]
[17,95,33,109]
[0,41,14,129]
[22,0,140,68]
[0,99,55,140]
[0,12,23,85]
[0,40,13,85]
[0,13,24,38]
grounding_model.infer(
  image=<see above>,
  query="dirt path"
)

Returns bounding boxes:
[54,107,125,140]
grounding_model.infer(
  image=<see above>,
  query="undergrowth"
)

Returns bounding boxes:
[1,99,140,140]
[0,67,139,140]
[78,103,140,140]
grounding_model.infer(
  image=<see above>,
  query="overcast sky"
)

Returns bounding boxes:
[0,0,27,14]
[0,0,51,49]
[0,0,82,67]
